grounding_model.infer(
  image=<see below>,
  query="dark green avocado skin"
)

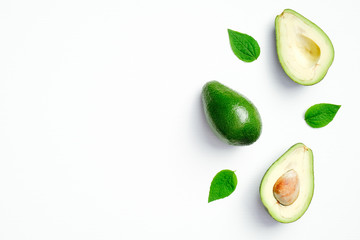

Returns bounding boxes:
[202,81,262,145]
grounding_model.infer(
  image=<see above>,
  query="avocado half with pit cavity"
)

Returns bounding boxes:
[260,143,314,223]
[275,9,334,85]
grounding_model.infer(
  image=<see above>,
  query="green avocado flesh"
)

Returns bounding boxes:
[275,9,334,85]
[260,143,314,223]
[201,81,262,146]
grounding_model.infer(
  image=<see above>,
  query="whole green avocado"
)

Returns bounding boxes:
[201,81,262,146]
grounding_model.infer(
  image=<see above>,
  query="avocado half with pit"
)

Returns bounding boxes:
[260,143,314,223]
[275,9,334,85]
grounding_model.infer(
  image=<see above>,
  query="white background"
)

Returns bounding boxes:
[0,0,359,239]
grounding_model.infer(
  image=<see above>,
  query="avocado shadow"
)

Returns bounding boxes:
[267,27,302,90]
[193,92,236,151]
[242,170,281,228]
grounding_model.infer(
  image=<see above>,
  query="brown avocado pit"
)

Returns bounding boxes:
[273,169,300,206]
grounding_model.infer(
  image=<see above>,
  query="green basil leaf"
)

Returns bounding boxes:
[208,169,237,203]
[228,29,260,62]
[305,103,341,128]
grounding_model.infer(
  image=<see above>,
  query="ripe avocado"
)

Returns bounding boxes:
[259,143,314,223]
[201,81,262,146]
[275,9,334,85]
